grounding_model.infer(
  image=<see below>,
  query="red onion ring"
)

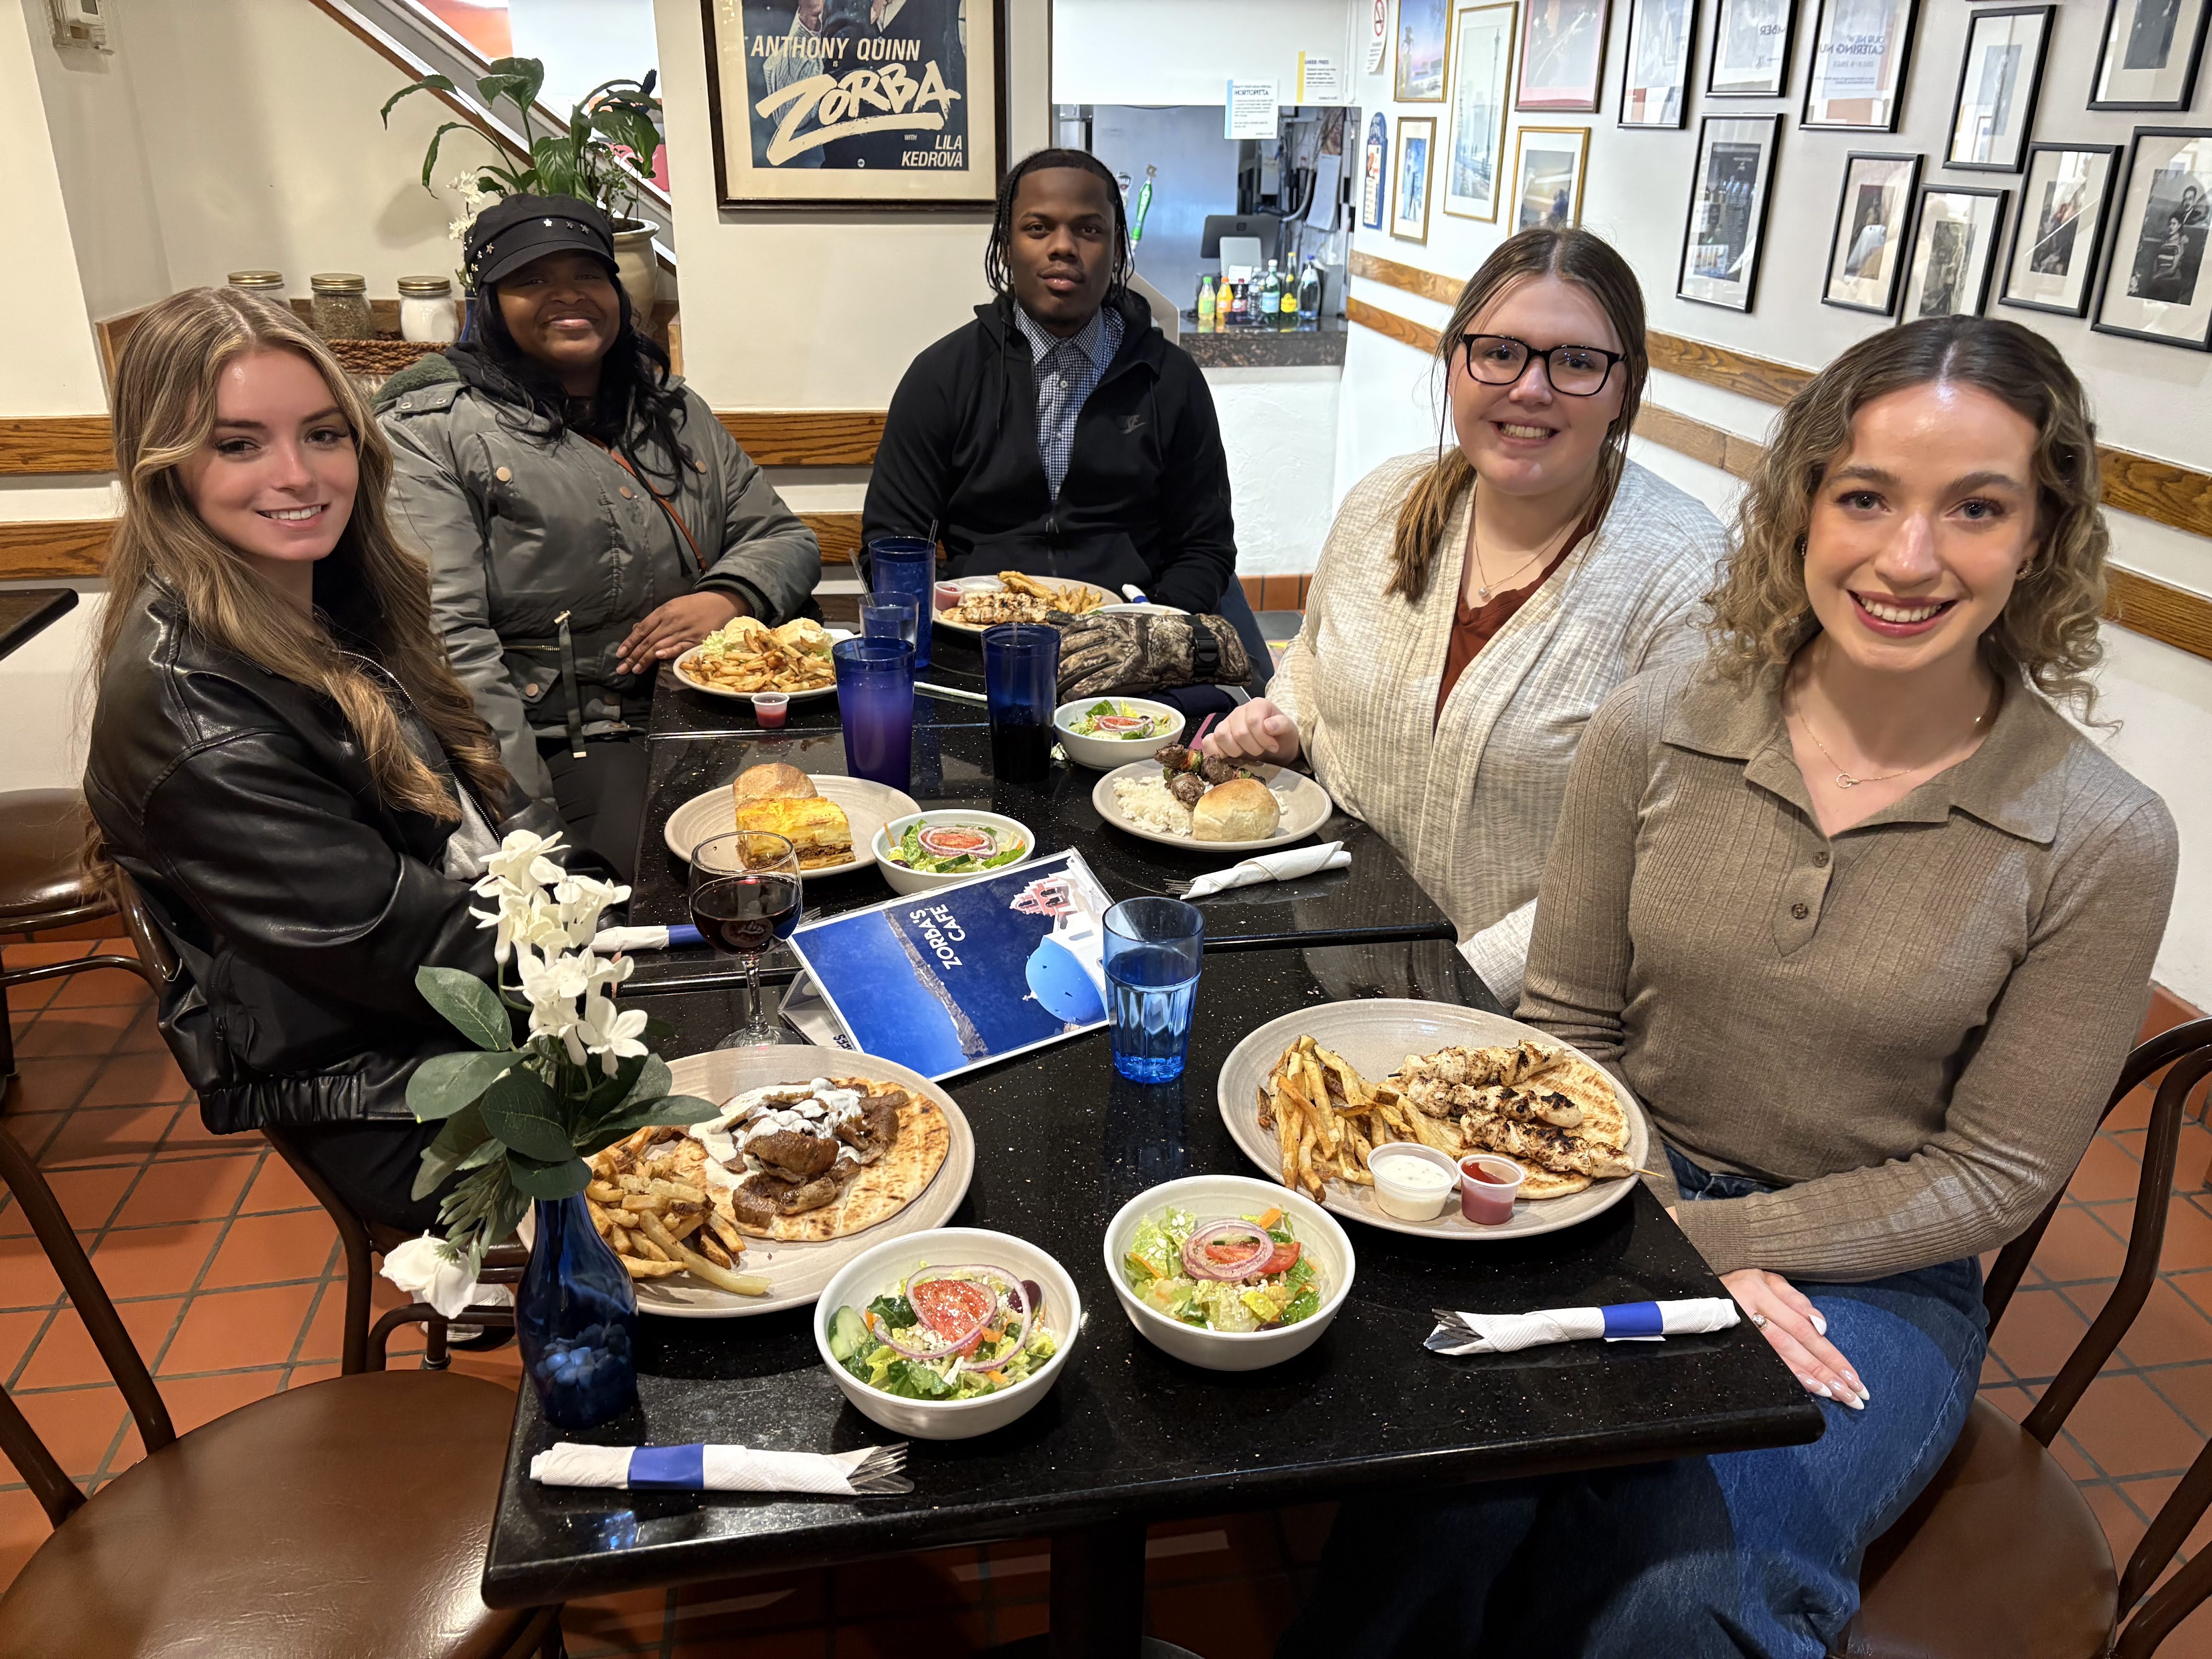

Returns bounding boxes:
[1181,1220,1273,1282]
[878,1266,1039,1374]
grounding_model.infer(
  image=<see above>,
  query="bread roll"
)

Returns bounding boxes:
[732,763,817,806]
[1191,776,1280,842]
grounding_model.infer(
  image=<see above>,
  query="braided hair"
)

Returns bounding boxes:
[983,148,1132,309]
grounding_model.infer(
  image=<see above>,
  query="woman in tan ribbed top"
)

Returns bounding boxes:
[1280,319,2178,1659]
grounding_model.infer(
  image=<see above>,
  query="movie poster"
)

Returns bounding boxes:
[705,0,1005,209]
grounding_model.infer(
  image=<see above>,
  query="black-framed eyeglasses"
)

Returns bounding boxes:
[1458,333,1625,397]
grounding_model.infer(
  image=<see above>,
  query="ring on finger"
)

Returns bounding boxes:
[1749,1312,1768,1329]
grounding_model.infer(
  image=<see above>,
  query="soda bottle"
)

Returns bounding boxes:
[1297,259,1323,330]
[1230,276,1247,327]
[1197,274,1216,332]
[1260,261,1283,332]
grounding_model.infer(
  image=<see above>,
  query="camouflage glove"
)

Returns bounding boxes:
[1057,613,1251,699]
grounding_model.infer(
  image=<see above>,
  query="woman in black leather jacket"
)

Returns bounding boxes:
[83,286,551,1231]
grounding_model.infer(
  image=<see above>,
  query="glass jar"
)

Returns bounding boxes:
[397,274,458,343]
[226,270,285,303]
[308,272,374,341]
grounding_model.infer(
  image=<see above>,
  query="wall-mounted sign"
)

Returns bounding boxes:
[1298,53,1345,103]
[1367,0,1390,71]
[1226,80,1280,139]
[1362,111,1390,230]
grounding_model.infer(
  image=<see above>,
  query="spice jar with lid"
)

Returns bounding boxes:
[226,270,285,302]
[397,274,458,343]
[308,273,374,341]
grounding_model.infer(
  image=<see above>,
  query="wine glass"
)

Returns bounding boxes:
[686,830,804,1048]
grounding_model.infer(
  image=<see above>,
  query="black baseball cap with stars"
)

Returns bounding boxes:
[463,194,618,292]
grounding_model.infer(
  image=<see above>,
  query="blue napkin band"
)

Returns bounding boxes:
[1600,1301,1665,1339]
[629,1444,707,1487]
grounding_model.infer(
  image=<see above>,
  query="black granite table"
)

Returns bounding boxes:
[480,947,1822,1645]
[620,725,1457,995]
[0,588,77,662]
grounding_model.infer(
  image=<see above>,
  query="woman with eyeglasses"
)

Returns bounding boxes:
[1203,227,1726,1009]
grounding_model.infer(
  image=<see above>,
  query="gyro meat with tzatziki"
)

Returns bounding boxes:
[688,1079,908,1231]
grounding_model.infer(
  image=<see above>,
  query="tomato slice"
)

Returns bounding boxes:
[918,826,993,857]
[1261,1241,1301,1276]
[1200,1233,1267,1269]
[910,1277,994,1340]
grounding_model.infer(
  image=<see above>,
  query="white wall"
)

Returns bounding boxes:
[1053,0,1355,108]
[0,1,106,415]
[1208,365,1343,576]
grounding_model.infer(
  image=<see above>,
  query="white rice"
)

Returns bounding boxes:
[1110,775,1195,838]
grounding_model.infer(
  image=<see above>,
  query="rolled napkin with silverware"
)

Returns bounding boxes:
[1178,841,1350,898]
[591,924,706,954]
[529,1441,913,1495]
[1425,1298,1740,1356]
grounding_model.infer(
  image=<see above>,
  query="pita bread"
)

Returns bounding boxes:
[706,1081,951,1243]
[1389,1043,1631,1202]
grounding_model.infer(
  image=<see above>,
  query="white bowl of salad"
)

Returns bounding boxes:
[1104,1175,1354,1372]
[1053,697,1185,771]
[872,811,1033,895]
[816,1227,1083,1439]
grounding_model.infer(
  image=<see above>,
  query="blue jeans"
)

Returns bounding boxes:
[1277,1148,1988,1659]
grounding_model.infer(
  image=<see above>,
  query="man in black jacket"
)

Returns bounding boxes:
[864,149,1269,668]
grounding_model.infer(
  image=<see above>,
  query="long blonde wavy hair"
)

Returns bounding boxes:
[94,286,510,827]
[1387,226,1649,602]
[1709,315,2108,716]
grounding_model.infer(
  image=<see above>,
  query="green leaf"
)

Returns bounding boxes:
[380,75,456,126]
[640,1013,676,1047]
[507,1149,590,1200]
[615,1054,673,1112]
[479,1067,573,1163]
[413,1103,490,1202]
[577,1091,721,1155]
[406,1048,517,1122]
[419,120,486,192]
[415,966,513,1051]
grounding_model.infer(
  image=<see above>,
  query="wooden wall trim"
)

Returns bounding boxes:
[798,510,860,565]
[2107,567,2212,661]
[1348,249,1462,309]
[718,411,884,467]
[0,520,111,579]
[1345,295,1439,356]
[1643,330,1815,406]
[0,418,112,476]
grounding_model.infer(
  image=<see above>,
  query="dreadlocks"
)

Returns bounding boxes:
[983,148,1133,308]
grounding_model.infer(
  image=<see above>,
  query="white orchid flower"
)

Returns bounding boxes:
[578,989,650,1075]
[483,830,569,891]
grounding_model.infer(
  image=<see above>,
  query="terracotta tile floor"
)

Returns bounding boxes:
[4,933,2211,1655]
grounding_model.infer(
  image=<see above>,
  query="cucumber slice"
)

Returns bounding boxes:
[828,1304,868,1363]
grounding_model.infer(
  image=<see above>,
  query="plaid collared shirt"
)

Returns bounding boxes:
[1013,302,1124,501]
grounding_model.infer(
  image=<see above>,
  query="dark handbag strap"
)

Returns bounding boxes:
[590,439,709,578]
[1188,617,1220,682]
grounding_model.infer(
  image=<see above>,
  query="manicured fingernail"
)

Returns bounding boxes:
[1843,1371,1861,1390]
[1812,1311,1828,1336]
[1812,1382,1833,1398]
[1844,1392,1865,1411]
[1858,1387,1872,1406]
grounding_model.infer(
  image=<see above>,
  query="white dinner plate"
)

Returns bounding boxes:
[631,1045,975,1318]
[933,574,1120,635]
[1217,1000,1651,1242]
[670,627,853,702]
[1090,760,1334,853]
[661,773,921,874]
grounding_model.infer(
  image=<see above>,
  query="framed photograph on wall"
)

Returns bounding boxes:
[1512,125,1591,227]
[2089,0,2212,112]
[1363,112,1391,232]
[1947,6,2052,173]
[1447,3,1518,221]
[2093,126,2212,350]
[1620,0,1696,127]
[1823,151,1924,314]
[1708,0,1796,97]
[1677,114,1781,310]
[1517,0,1610,112]
[701,0,1006,211]
[2001,143,2122,317]
[1901,184,2009,318]
[1392,116,1439,241]
[1398,0,1454,101]
[1803,0,1919,132]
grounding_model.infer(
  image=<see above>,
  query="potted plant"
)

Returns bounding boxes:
[382,57,665,314]
[406,830,718,1428]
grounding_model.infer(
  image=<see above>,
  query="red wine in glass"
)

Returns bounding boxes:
[687,830,802,1048]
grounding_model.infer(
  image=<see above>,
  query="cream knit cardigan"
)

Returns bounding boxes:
[1270,453,1728,1004]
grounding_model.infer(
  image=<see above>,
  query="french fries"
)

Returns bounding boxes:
[678,616,836,694]
[1261,1035,1428,1200]
[998,570,1107,615]
[587,1127,772,1297]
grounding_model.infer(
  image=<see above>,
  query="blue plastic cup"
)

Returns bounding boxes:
[868,537,937,670]
[1102,898,1204,1083]
[832,636,914,790]
[982,623,1061,784]
[859,591,921,651]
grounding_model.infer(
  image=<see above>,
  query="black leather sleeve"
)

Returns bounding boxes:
[139,727,501,1028]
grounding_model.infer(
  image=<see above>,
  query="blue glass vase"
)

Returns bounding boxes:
[516,1192,639,1430]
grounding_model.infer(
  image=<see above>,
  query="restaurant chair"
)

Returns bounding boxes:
[1845,1017,2212,1659]
[0,789,154,1078]
[0,1078,564,1658]
[101,868,528,1374]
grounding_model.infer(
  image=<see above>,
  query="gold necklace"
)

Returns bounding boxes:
[1795,690,1996,790]
[1469,517,1563,602]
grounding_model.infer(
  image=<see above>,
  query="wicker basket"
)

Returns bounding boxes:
[327,336,445,378]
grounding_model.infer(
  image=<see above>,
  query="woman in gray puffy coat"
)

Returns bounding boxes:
[380,194,820,878]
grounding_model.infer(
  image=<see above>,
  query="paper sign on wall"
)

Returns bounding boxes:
[1297,53,1345,103]
[1366,0,1388,72]
[1225,80,1279,139]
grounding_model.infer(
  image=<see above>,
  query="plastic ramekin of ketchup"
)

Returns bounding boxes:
[750,692,789,729]
[934,581,962,612]
[1459,1155,1527,1225]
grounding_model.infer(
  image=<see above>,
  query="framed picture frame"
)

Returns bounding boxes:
[1677,114,1782,310]
[2000,143,2123,317]
[1362,111,1391,232]
[2088,0,2212,112]
[1392,116,1439,242]
[700,0,1007,212]
[1397,0,1454,102]
[1516,0,1610,112]
[1707,0,1796,98]
[1802,0,1919,132]
[1512,125,1592,228]
[1901,184,2009,318]
[1446,3,1518,222]
[1947,6,2052,174]
[1823,150,1924,314]
[2093,126,2212,350]
[1620,0,1696,128]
